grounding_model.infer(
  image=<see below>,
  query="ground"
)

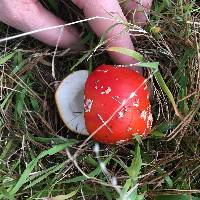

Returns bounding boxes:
[0,0,200,199]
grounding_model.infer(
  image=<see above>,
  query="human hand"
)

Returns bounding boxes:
[0,0,152,68]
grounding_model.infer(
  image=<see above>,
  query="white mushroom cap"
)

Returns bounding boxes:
[55,70,89,135]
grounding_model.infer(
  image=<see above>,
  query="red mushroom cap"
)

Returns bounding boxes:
[84,64,153,144]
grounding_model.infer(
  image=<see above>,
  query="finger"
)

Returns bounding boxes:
[72,0,141,71]
[120,0,153,26]
[0,0,80,48]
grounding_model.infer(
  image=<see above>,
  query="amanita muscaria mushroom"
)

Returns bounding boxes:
[55,65,153,144]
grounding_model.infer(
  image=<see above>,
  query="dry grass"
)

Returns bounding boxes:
[0,0,200,199]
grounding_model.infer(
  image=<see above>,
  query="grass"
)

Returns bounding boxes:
[0,0,200,199]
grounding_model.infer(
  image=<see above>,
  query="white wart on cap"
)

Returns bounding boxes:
[55,70,89,135]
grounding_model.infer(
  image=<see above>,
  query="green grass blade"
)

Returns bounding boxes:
[24,162,66,190]
[49,189,79,200]
[138,62,159,70]
[0,139,14,160]
[0,52,15,65]
[108,47,144,62]
[127,143,142,182]
[154,71,182,119]
[70,50,92,71]
[15,88,26,117]
[9,142,75,196]
[136,194,145,200]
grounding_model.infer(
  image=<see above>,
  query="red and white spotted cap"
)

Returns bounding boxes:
[84,64,153,144]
